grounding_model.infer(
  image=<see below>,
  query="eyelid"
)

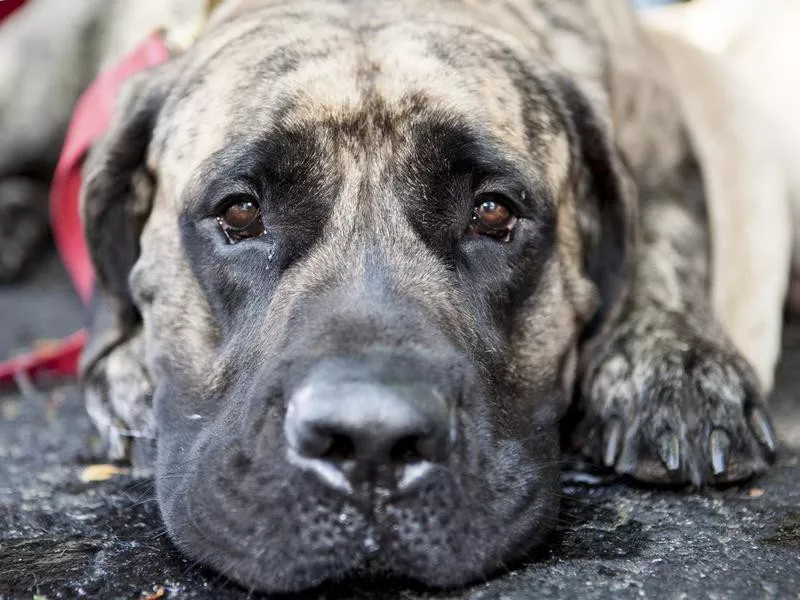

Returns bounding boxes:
[474,175,525,201]
[474,179,549,221]
[217,192,261,215]
[197,180,262,219]
[473,190,523,218]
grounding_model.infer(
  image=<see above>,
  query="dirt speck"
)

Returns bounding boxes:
[143,585,166,600]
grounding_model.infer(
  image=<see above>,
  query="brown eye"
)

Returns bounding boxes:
[217,198,265,242]
[470,196,517,241]
[223,200,259,229]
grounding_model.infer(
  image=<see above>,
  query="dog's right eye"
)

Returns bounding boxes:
[217,198,265,243]
[469,195,517,242]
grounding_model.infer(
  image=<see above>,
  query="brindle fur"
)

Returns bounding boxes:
[0,0,786,593]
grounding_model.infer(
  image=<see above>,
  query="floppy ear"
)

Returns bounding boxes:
[79,67,172,463]
[82,69,170,310]
[557,77,638,338]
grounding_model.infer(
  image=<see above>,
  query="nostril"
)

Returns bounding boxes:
[321,433,357,462]
[390,435,426,464]
[285,375,455,484]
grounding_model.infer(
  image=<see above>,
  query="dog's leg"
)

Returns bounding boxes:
[792,190,800,314]
[577,146,777,484]
[0,0,107,280]
[83,313,155,466]
[575,79,778,486]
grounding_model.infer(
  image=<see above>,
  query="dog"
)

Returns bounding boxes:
[0,0,793,593]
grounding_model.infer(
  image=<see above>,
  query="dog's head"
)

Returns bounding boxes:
[81,0,634,592]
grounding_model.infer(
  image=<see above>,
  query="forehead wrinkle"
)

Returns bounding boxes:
[156,14,363,190]
[366,25,573,193]
[276,98,471,331]
[157,1,575,220]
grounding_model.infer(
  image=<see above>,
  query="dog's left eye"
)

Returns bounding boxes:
[469,195,517,241]
[217,198,265,243]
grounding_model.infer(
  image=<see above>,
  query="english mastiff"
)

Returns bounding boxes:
[1,0,795,593]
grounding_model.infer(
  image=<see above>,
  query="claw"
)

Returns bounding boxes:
[750,408,777,454]
[709,429,730,476]
[603,420,622,468]
[658,432,680,472]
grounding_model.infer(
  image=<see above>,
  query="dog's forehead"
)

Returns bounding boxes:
[154,7,571,203]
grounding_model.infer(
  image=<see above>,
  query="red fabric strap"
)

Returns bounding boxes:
[50,31,170,303]
[0,0,26,22]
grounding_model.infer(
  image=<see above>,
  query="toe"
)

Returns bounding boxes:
[709,429,730,476]
[658,431,681,473]
[748,406,778,456]
[603,419,623,468]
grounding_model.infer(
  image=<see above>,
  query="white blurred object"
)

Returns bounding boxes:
[644,0,800,267]
[643,0,761,54]
[642,0,800,393]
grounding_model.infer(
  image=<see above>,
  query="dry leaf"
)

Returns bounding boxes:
[32,339,62,353]
[747,488,765,498]
[1,401,20,421]
[80,464,130,482]
[143,586,166,600]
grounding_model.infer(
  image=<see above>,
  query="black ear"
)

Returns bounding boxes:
[81,67,171,311]
[557,77,638,338]
[78,66,173,463]
[79,66,172,378]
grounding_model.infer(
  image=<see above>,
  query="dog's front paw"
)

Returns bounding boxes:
[83,331,156,466]
[576,312,777,486]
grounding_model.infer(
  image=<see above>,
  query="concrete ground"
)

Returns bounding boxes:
[1,252,798,600]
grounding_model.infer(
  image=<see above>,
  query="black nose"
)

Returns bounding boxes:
[284,365,454,490]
